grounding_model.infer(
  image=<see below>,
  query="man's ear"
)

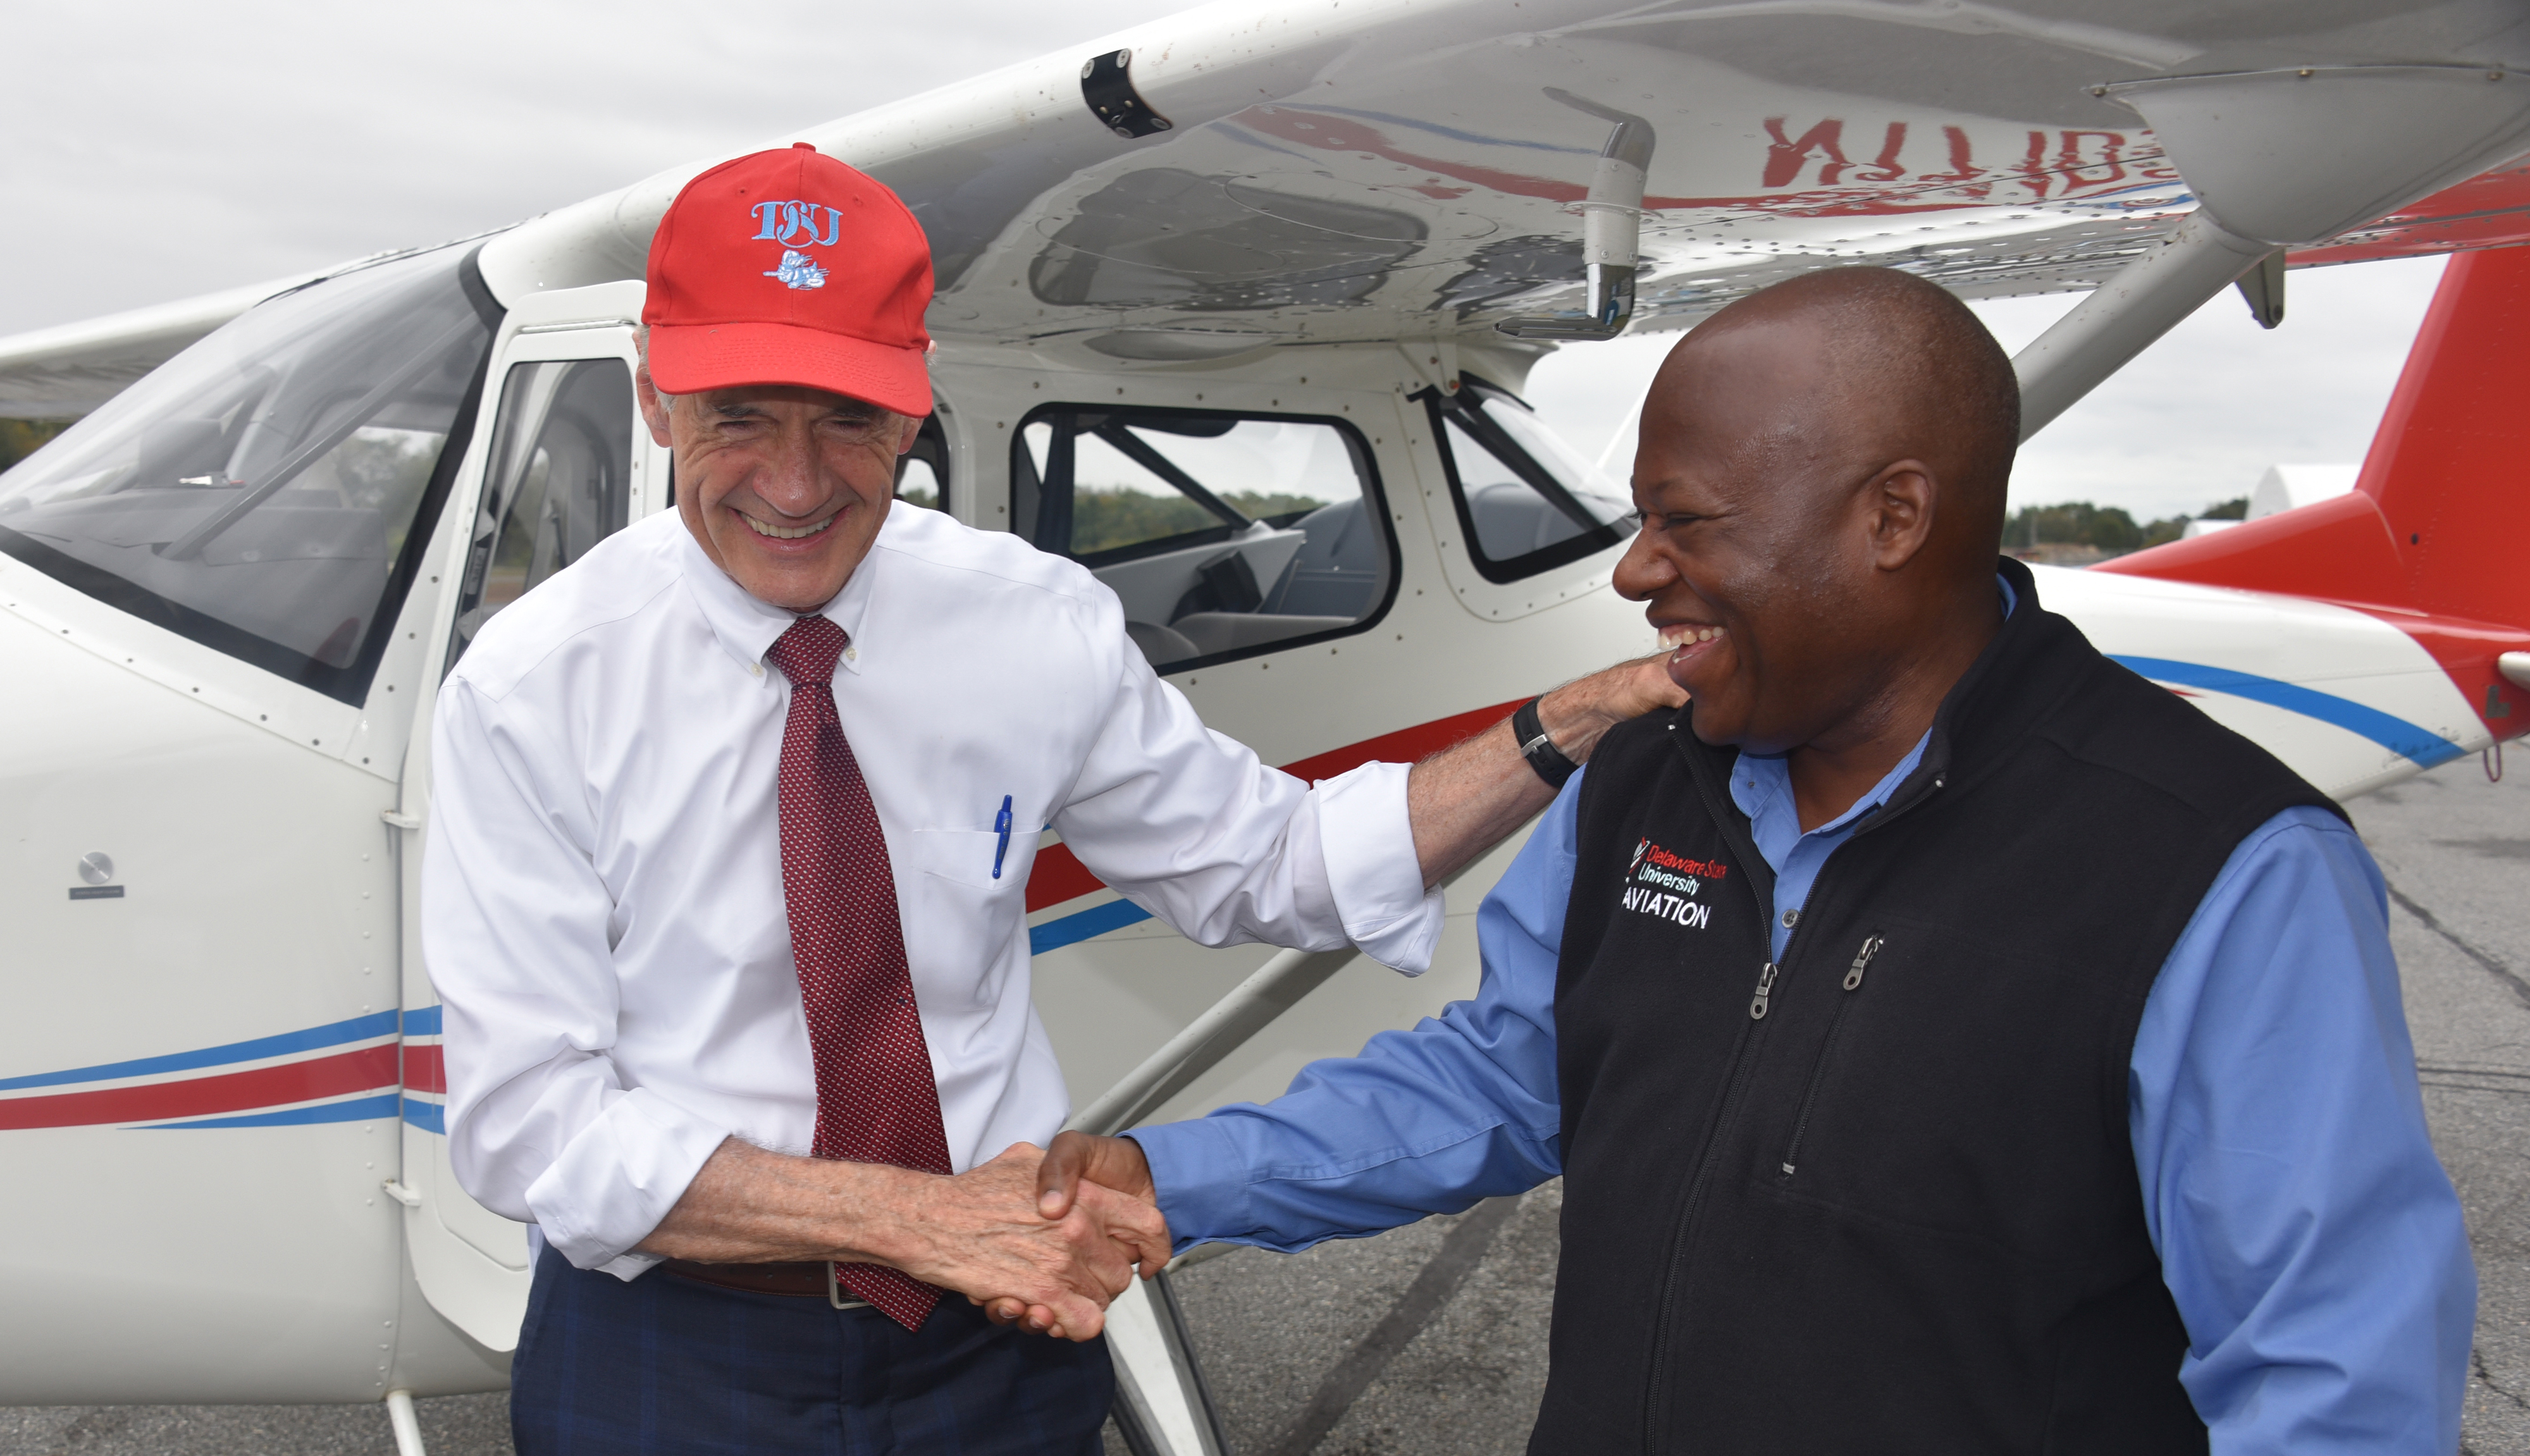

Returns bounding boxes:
[634,366,676,448]
[896,414,924,456]
[1863,459,1937,572]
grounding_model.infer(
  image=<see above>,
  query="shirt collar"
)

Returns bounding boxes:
[1729,729,1931,856]
[674,512,885,677]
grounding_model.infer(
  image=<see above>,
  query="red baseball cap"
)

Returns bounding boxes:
[641,143,934,416]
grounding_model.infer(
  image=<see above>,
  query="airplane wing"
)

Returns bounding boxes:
[0,271,323,420]
[9,1,2530,422]
[476,0,2530,361]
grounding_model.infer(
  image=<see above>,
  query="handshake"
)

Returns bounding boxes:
[913,1132,1167,1341]
[639,1129,1163,1337]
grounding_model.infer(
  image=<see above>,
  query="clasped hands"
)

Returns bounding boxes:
[966,1131,1158,1338]
[636,1133,1159,1341]
[848,1133,1163,1341]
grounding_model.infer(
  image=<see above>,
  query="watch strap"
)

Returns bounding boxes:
[1510,697,1579,789]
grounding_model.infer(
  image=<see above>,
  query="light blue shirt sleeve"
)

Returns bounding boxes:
[2132,805,2474,1455]
[1131,769,1581,1253]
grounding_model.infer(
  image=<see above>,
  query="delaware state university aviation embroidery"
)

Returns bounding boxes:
[1624,838,1726,930]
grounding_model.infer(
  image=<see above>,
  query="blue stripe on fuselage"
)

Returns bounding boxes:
[400,1095,447,1135]
[2110,656,2464,768]
[0,1009,403,1092]
[1028,899,1154,955]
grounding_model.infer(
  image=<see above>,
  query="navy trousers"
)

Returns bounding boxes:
[511,1245,1114,1455]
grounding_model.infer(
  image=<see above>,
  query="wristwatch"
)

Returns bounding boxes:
[1511,697,1579,789]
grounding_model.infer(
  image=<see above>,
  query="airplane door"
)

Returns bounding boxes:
[390,281,657,1350]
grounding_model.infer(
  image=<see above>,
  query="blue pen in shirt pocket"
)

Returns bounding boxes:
[992,794,1013,879]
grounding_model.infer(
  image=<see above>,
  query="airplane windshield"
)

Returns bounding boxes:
[0,245,499,705]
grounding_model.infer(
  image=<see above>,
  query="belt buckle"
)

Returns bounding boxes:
[824,1262,870,1312]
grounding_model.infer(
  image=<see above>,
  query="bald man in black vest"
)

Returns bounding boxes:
[1023,268,2474,1455]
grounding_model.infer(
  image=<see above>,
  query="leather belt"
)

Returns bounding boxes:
[661,1259,872,1310]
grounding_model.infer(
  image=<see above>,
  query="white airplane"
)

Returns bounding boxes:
[4,3,2529,1453]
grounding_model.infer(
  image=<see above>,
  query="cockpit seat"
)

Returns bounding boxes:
[1168,612,1352,658]
[1124,619,1200,665]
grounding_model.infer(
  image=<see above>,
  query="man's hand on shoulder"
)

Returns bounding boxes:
[977,1132,1161,1336]
[1405,652,1688,885]
[1537,651,1691,765]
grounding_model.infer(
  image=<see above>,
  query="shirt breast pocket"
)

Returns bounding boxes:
[899,828,1028,1013]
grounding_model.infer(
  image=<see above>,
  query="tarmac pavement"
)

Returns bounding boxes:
[2369,751,2530,1454]
[3,751,2524,1456]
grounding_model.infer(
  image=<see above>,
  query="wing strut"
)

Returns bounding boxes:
[1068,945,1361,1138]
[2021,62,2530,438]
[2011,214,2274,441]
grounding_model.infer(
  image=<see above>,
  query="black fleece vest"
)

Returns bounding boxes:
[1533,559,2341,1456]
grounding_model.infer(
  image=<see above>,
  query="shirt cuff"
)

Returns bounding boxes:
[523,1086,732,1280]
[1313,761,1444,975]
[1133,1119,1255,1254]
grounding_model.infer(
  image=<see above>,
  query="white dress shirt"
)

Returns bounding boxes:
[421,503,1441,1278]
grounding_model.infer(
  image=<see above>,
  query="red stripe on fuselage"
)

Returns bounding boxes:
[1023,847,1107,914]
[403,1042,446,1095]
[0,1045,400,1130]
[1023,700,1525,914]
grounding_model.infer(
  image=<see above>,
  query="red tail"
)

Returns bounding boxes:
[2099,245,2530,738]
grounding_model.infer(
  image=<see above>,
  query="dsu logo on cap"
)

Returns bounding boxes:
[753,201,841,290]
[641,142,935,417]
[751,201,845,249]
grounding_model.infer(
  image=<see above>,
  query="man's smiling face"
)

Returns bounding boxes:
[639,373,923,613]
[1609,269,2018,767]
[1610,307,1904,756]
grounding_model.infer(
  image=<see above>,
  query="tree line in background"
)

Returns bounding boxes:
[2006,496,2248,556]
[0,419,71,474]
[1068,485,1330,556]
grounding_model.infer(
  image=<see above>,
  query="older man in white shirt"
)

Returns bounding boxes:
[423,144,1669,1456]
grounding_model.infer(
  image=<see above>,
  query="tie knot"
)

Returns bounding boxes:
[765,614,848,687]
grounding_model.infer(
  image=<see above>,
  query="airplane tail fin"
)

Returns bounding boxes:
[2097,244,2530,737]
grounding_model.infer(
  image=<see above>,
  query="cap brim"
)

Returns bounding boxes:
[645,321,932,416]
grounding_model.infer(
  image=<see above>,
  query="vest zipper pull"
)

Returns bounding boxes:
[1748,961,1779,1020]
[1842,935,1884,992]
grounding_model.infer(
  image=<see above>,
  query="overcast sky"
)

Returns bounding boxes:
[0,0,1193,333]
[1529,256,2446,524]
[5,1,2447,523]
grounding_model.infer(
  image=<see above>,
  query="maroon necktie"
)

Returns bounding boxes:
[765,614,953,1331]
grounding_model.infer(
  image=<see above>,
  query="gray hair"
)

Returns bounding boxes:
[632,325,680,412]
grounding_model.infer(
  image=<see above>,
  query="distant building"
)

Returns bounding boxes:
[2249,464,2360,519]
[2011,542,2117,565]
[2181,464,2360,538]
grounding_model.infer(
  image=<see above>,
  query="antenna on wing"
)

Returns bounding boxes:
[1498,89,1655,342]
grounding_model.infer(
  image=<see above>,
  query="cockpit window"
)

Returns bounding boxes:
[0,244,499,705]
[1421,376,1634,583]
[1014,405,1395,671]
[445,358,634,673]
[894,412,949,513]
